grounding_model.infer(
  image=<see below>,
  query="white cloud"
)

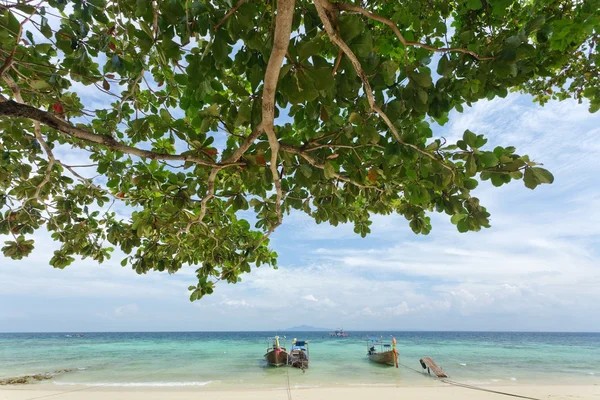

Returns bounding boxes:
[1,94,599,332]
[302,294,318,302]
[114,303,139,316]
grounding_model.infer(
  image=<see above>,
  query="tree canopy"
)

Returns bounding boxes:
[0,0,598,300]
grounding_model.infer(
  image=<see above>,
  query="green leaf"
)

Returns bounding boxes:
[479,152,499,168]
[30,80,51,90]
[339,15,362,43]
[463,130,477,149]
[352,31,372,58]
[451,213,467,224]
[467,0,482,10]
[530,167,554,184]
[523,167,538,189]
[465,154,477,177]
[409,71,433,88]
[380,60,398,86]
[323,162,335,179]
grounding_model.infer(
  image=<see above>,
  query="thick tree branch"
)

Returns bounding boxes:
[329,2,495,61]
[0,100,243,168]
[314,0,455,179]
[261,0,296,234]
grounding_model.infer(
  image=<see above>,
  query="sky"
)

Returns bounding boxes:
[1,6,599,332]
[1,91,599,333]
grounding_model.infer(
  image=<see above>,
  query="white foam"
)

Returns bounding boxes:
[459,363,467,366]
[54,381,214,387]
[510,377,517,381]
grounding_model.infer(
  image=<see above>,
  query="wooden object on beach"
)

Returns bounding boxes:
[419,357,448,378]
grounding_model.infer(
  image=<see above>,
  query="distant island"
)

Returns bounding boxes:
[284,325,331,331]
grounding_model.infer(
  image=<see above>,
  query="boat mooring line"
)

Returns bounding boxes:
[440,379,543,400]
[397,359,542,400]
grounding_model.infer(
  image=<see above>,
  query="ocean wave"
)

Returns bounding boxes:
[459,363,467,366]
[54,381,214,387]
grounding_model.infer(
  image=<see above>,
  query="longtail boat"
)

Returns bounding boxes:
[367,337,399,367]
[288,339,309,369]
[329,328,349,337]
[264,336,288,367]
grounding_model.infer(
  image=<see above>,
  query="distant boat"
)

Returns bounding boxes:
[264,336,288,367]
[329,328,348,337]
[288,339,309,369]
[367,337,399,367]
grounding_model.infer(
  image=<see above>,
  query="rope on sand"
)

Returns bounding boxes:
[285,351,293,400]
[397,360,543,400]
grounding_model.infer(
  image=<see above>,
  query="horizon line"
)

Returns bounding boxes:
[2,330,599,334]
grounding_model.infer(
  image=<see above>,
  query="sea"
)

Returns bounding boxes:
[0,331,599,389]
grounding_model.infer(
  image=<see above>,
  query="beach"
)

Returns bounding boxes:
[1,384,599,400]
[1,331,599,399]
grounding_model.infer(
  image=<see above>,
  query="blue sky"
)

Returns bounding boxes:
[1,92,599,333]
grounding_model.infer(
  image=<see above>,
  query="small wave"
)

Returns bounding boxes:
[510,377,517,381]
[459,363,467,366]
[54,381,214,387]
[588,372,595,375]
[76,367,87,371]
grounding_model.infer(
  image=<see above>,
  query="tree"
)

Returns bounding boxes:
[0,0,598,300]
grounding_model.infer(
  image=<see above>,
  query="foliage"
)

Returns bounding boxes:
[0,0,597,299]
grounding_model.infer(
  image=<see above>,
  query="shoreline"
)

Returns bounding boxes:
[1,383,599,400]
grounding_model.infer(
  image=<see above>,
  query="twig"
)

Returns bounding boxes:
[214,0,248,32]
[280,144,382,191]
[32,123,55,201]
[330,2,495,61]
[0,2,41,77]
[314,0,455,180]
[332,49,343,76]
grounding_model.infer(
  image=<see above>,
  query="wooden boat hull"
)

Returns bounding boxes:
[264,349,289,367]
[368,351,396,366]
[288,350,309,369]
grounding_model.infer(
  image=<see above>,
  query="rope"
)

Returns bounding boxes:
[441,379,543,400]
[285,351,292,400]
[398,360,542,400]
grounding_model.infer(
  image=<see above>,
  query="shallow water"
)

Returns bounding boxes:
[0,331,598,388]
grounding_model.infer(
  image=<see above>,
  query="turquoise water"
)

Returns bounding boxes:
[0,332,598,388]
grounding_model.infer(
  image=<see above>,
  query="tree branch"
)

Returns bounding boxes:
[0,100,243,168]
[261,0,296,233]
[0,3,40,77]
[280,144,382,191]
[214,0,247,32]
[330,2,495,61]
[32,123,55,201]
[314,0,455,180]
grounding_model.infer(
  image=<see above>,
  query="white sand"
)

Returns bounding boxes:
[1,384,599,400]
